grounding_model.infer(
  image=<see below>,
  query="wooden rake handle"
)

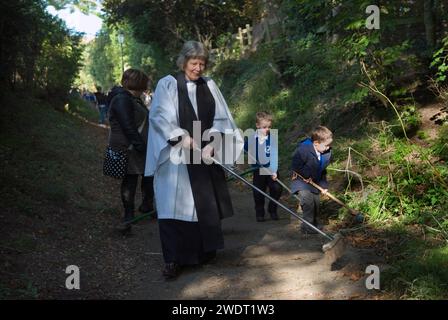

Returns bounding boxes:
[292,171,359,216]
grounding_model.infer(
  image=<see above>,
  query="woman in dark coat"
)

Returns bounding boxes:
[108,69,154,231]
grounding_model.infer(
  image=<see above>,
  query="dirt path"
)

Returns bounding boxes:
[124,185,383,300]
[418,102,446,140]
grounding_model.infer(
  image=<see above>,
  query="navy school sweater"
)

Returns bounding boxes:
[243,132,278,174]
[290,138,332,194]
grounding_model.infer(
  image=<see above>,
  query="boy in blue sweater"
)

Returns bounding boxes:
[291,126,333,234]
[245,112,282,222]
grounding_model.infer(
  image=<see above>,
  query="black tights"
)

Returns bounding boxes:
[121,174,154,215]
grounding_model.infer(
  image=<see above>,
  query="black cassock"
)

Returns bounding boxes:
[158,73,234,265]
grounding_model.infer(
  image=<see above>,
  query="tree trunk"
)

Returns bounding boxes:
[424,0,435,49]
[330,1,341,44]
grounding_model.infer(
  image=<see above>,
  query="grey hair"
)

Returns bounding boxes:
[176,41,209,70]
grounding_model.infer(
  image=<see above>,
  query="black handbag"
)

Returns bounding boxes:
[103,110,147,179]
[103,147,128,178]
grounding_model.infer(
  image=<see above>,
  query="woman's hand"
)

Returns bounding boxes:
[271,173,278,181]
[202,144,214,164]
[182,135,197,149]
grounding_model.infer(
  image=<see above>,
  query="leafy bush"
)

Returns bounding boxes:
[430,36,448,83]
[390,104,421,138]
[433,125,448,161]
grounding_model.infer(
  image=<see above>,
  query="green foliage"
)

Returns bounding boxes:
[430,36,448,83]
[0,0,84,97]
[35,21,84,97]
[346,126,448,236]
[125,31,172,82]
[215,58,280,130]
[282,0,429,105]
[80,23,172,91]
[335,125,447,299]
[390,104,421,138]
[417,130,428,140]
[45,0,98,14]
[103,0,255,51]
[433,125,448,161]
[384,241,448,299]
[85,28,119,90]
[74,50,97,91]
[212,32,245,63]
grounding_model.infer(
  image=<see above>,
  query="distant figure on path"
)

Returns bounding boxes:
[94,86,108,125]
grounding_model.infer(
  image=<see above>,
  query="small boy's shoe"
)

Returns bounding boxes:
[256,216,266,222]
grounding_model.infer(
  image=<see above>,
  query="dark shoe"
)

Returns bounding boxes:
[269,212,279,220]
[115,221,132,235]
[138,202,154,214]
[201,251,216,265]
[256,216,266,222]
[115,210,137,235]
[162,263,180,280]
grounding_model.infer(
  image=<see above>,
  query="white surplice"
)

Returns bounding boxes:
[145,75,243,222]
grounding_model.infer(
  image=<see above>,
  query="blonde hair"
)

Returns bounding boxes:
[311,126,333,142]
[256,111,273,124]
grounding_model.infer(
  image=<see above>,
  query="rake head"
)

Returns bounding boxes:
[322,233,346,263]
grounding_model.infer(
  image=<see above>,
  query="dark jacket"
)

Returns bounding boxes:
[290,138,332,194]
[94,91,107,106]
[108,86,149,175]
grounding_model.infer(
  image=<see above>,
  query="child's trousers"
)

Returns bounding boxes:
[298,190,320,232]
[253,169,283,218]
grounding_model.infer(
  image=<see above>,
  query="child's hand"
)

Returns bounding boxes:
[321,189,328,195]
[304,177,313,184]
[271,173,278,181]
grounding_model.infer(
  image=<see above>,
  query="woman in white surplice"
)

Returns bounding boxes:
[145,41,243,280]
